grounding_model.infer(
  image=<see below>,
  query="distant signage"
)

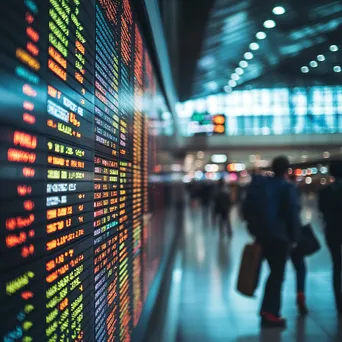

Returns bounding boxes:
[212,114,226,134]
[189,113,226,135]
[189,112,213,135]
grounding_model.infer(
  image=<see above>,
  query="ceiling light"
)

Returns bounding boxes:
[305,177,312,185]
[256,31,267,40]
[334,66,341,73]
[231,73,240,81]
[309,61,318,68]
[249,42,259,51]
[228,80,237,87]
[317,54,325,62]
[323,151,330,159]
[264,20,276,29]
[330,45,339,52]
[244,52,254,60]
[273,6,286,15]
[224,85,232,93]
[301,66,309,73]
[239,60,248,68]
[235,67,244,75]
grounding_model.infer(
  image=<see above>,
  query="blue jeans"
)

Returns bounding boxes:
[291,249,306,293]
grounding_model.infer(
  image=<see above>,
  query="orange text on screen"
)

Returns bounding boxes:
[24,200,35,211]
[17,185,32,196]
[22,167,35,177]
[6,213,35,230]
[25,12,34,24]
[49,46,67,69]
[23,113,36,125]
[26,27,39,42]
[8,149,36,163]
[26,42,39,56]
[21,244,35,258]
[13,131,37,149]
[48,59,67,81]
[6,232,27,248]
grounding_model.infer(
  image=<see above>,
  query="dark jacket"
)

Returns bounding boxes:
[247,176,301,243]
[318,180,342,243]
[269,178,300,243]
[214,188,232,214]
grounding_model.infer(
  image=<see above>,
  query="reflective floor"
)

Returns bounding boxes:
[172,197,342,342]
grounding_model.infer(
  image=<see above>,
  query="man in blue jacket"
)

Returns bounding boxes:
[245,156,301,328]
[260,157,300,328]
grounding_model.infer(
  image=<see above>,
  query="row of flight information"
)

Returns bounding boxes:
[0,0,166,341]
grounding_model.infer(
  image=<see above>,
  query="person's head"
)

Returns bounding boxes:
[329,161,342,179]
[218,178,225,187]
[272,156,290,177]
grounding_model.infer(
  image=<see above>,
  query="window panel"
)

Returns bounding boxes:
[178,86,341,136]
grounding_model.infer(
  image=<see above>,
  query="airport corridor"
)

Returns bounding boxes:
[167,198,342,342]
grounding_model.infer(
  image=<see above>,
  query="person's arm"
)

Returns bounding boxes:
[283,184,301,243]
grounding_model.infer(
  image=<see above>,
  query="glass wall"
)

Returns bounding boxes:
[176,86,342,136]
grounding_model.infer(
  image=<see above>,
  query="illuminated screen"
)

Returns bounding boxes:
[0,1,170,341]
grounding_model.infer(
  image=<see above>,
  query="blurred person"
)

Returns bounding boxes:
[318,161,342,315]
[198,180,213,218]
[243,156,300,328]
[213,178,233,236]
[287,174,309,315]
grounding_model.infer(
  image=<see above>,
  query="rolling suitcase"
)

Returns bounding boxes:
[237,242,262,297]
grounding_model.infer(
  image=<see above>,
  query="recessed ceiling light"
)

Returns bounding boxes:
[244,52,254,60]
[317,54,325,62]
[333,66,341,73]
[330,45,339,52]
[228,80,237,87]
[273,6,285,15]
[301,66,309,73]
[239,60,248,68]
[264,20,276,29]
[224,85,232,93]
[310,61,318,68]
[249,42,259,51]
[256,31,267,40]
[231,73,240,81]
[235,67,244,75]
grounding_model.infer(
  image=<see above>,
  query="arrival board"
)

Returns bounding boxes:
[0,0,166,341]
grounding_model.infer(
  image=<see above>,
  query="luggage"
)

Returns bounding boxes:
[237,242,263,297]
[297,223,321,256]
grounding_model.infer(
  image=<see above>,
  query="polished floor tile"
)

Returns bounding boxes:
[175,199,342,342]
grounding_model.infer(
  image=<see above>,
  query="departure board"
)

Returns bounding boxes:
[0,0,171,341]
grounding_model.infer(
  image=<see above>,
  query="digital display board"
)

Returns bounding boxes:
[0,0,171,341]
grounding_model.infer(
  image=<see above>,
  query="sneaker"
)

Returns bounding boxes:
[260,312,287,329]
[297,293,309,315]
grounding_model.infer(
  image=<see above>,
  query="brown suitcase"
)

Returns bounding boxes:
[237,242,262,297]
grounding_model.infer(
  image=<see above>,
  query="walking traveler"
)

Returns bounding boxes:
[243,156,301,328]
[319,161,342,315]
[214,178,232,236]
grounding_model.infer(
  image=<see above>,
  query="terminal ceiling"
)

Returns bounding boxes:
[177,0,342,101]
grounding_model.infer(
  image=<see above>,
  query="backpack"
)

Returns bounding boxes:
[242,175,285,237]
